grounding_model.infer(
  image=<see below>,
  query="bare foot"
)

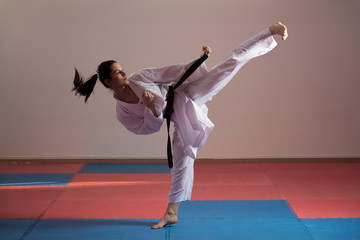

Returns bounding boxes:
[269,22,288,40]
[151,202,180,229]
[151,212,178,229]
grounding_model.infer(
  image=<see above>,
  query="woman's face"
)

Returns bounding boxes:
[106,62,128,89]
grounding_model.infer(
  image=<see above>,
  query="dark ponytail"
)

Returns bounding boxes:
[72,60,116,103]
[72,68,98,103]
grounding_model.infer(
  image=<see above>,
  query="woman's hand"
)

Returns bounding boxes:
[142,90,158,117]
[202,46,212,57]
[142,90,155,107]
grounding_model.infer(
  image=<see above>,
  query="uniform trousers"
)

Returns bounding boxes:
[168,29,277,203]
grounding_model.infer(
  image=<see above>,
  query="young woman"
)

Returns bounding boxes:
[73,22,288,229]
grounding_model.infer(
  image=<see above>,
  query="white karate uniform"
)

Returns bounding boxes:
[116,28,277,203]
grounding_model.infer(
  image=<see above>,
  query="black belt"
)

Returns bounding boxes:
[164,54,209,168]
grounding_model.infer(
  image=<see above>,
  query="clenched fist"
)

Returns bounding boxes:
[142,90,155,108]
[202,46,212,57]
[142,90,158,117]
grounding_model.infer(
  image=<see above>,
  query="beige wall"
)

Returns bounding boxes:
[0,0,359,159]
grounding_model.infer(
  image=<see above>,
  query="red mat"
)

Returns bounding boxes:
[261,162,354,173]
[59,173,170,201]
[193,167,283,200]
[0,186,65,201]
[195,172,273,185]
[192,185,283,200]
[0,186,65,219]
[194,163,264,174]
[1,162,359,220]
[267,171,360,185]
[289,199,360,218]
[0,200,52,219]
[273,183,360,200]
[349,163,360,172]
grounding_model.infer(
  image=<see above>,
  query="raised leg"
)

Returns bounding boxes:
[185,25,280,106]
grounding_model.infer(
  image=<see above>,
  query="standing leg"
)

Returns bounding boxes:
[151,125,197,229]
[168,125,196,203]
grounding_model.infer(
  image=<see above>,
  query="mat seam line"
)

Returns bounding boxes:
[260,164,314,239]
[165,226,171,240]
[17,171,78,239]
[18,218,39,240]
[297,218,315,240]
[259,163,288,201]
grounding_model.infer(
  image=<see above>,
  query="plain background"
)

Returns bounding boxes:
[0,0,359,160]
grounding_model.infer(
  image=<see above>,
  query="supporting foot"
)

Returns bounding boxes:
[151,202,180,229]
[151,212,178,229]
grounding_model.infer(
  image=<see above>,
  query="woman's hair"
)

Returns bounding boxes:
[72,60,117,103]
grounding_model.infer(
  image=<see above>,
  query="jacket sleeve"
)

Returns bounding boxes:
[136,58,209,85]
[116,101,164,135]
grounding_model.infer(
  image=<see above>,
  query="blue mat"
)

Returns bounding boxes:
[79,163,170,173]
[167,218,311,240]
[301,218,360,240]
[1,218,310,240]
[2,218,359,240]
[22,219,165,240]
[0,174,75,186]
[179,200,297,219]
[0,219,37,240]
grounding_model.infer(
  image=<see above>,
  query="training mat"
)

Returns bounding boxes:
[42,199,167,219]
[79,163,170,173]
[0,163,84,174]
[0,219,37,240]
[192,184,283,200]
[21,219,165,240]
[2,205,360,240]
[42,200,294,220]
[2,218,311,240]
[0,174,75,186]
[289,199,360,218]
[179,200,297,219]
[301,218,360,240]
[166,218,311,240]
